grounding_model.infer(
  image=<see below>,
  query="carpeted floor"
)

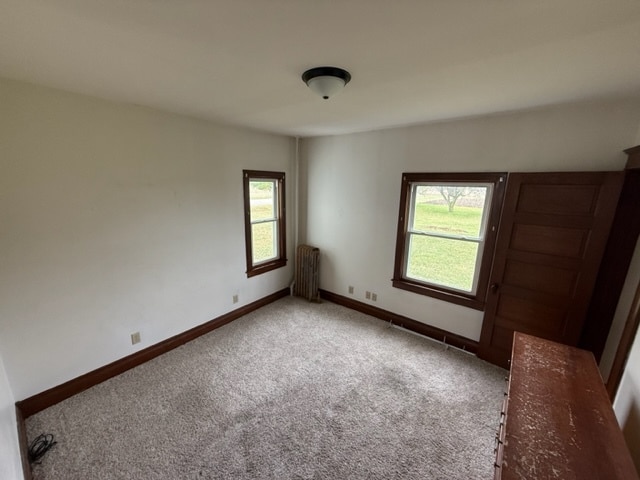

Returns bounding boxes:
[26,296,506,479]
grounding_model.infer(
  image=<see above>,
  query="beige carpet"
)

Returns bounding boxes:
[26,296,506,479]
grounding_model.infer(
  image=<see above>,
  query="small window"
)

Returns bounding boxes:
[243,170,286,277]
[392,173,506,310]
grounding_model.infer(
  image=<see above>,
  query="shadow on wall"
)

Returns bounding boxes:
[621,379,640,473]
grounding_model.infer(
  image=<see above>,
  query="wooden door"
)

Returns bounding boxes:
[478,172,623,368]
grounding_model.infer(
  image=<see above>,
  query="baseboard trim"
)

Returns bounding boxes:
[319,289,478,353]
[16,288,290,419]
[15,404,32,480]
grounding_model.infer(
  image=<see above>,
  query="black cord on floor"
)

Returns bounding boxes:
[28,433,57,464]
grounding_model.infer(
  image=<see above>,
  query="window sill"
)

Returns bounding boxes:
[246,258,287,278]
[392,278,485,311]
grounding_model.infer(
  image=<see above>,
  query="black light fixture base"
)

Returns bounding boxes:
[301,66,352,85]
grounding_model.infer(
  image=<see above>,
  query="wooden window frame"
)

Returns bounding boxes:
[392,172,506,310]
[243,170,287,278]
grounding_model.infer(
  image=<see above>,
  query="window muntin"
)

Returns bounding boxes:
[393,173,505,310]
[243,170,286,277]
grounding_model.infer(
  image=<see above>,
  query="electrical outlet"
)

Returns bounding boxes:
[372,293,377,302]
[233,294,239,304]
[348,286,354,294]
[131,332,141,345]
[366,291,371,300]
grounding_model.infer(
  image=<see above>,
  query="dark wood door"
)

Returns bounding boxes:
[478,172,623,368]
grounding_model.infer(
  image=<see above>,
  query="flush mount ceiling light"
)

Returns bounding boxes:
[302,66,351,100]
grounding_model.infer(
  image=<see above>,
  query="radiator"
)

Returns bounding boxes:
[294,245,320,302]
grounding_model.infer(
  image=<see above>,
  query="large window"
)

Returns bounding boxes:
[392,173,505,309]
[243,170,286,277]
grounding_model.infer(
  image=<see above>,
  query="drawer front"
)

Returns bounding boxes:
[494,377,509,479]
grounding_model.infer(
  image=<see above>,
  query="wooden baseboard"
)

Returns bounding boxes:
[16,288,290,419]
[15,404,32,480]
[319,289,478,353]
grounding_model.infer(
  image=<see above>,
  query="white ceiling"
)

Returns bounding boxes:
[2,0,640,137]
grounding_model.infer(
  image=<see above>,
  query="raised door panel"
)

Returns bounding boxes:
[502,260,577,297]
[510,223,589,257]
[516,184,600,215]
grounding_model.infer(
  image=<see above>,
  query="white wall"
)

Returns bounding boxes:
[0,78,295,400]
[0,351,22,480]
[301,100,640,341]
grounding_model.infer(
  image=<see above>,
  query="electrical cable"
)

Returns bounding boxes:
[28,433,57,464]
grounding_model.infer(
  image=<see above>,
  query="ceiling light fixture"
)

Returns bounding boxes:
[302,66,351,100]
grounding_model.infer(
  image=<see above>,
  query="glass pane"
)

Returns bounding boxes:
[406,234,479,292]
[250,180,276,221]
[252,221,277,264]
[412,185,489,238]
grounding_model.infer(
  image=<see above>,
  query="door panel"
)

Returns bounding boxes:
[510,224,588,257]
[503,261,577,296]
[478,172,623,368]
[517,184,600,215]
[497,295,566,329]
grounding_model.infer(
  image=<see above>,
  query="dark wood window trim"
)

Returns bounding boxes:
[392,172,506,310]
[243,170,287,278]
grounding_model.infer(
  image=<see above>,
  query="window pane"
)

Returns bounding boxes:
[252,221,277,264]
[406,234,479,292]
[412,185,489,238]
[250,180,276,221]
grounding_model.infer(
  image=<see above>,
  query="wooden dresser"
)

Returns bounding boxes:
[494,332,638,480]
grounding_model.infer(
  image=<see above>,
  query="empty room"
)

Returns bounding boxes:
[2,1,640,479]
